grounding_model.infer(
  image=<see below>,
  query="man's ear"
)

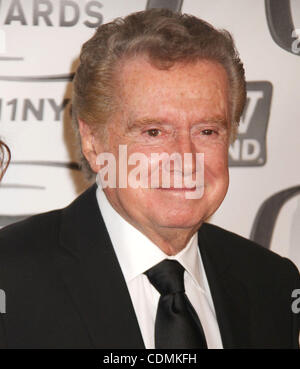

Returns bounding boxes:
[78,119,102,173]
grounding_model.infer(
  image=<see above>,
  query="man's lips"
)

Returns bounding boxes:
[156,186,197,191]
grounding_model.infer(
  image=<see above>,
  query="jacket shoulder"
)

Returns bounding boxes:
[201,222,299,284]
[0,184,97,261]
[0,209,62,257]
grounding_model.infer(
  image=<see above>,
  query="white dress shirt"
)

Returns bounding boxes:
[96,186,223,349]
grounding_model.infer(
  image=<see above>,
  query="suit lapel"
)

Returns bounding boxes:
[198,224,252,349]
[55,184,145,348]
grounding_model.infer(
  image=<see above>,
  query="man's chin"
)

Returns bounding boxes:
[150,211,205,230]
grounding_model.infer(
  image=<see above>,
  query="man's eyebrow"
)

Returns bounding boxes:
[126,117,229,130]
[197,118,229,126]
[126,118,167,130]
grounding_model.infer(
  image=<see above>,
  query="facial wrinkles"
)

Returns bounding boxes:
[128,69,226,128]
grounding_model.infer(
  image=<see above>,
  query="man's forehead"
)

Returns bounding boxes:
[114,55,230,127]
[118,55,229,88]
[117,60,228,104]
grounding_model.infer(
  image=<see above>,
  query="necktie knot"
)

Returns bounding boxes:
[144,259,185,296]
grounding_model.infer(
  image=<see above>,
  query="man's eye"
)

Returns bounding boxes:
[146,129,161,137]
[201,129,215,135]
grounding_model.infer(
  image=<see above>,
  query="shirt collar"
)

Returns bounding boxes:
[96,186,206,293]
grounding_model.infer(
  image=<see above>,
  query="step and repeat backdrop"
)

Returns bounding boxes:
[0,0,299,270]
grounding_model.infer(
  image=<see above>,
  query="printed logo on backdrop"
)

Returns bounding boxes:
[265,0,300,55]
[0,0,103,28]
[0,0,104,77]
[229,81,272,167]
[0,0,106,228]
[250,186,300,270]
[146,0,183,11]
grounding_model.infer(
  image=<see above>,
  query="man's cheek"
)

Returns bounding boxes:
[204,153,228,179]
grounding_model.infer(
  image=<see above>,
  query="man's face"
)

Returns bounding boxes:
[93,57,230,236]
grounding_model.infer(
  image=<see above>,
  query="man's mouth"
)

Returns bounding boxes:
[156,186,197,191]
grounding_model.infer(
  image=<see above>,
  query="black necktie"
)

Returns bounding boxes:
[145,259,208,349]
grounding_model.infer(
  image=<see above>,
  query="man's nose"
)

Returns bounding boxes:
[176,132,195,155]
[172,132,197,174]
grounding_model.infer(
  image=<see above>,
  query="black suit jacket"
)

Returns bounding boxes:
[0,184,299,348]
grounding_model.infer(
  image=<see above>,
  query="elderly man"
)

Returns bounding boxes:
[0,9,299,349]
